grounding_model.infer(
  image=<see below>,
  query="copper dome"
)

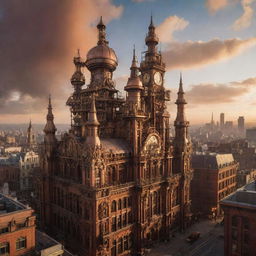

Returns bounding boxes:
[86,44,118,71]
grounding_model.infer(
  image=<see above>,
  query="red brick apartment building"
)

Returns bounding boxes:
[191,153,238,217]
[0,194,35,255]
[220,182,256,256]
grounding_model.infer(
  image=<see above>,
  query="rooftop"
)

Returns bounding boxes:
[0,193,29,215]
[192,152,235,170]
[36,230,74,256]
[221,181,256,209]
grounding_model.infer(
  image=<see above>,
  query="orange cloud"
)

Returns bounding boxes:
[157,16,189,43]
[233,0,255,30]
[206,0,229,13]
[186,77,256,104]
[162,37,256,70]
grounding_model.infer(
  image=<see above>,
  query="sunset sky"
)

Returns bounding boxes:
[0,0,255,126]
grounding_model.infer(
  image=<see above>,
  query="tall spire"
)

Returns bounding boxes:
[125,47,143,90]
[175,74,188,125]
[86,94,100,147]
[87,94,100,126]
[145,15,158,53]
[97,16,108,45]
[44,95,56,135]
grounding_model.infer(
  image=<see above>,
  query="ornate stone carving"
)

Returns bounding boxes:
[98,202,109,220]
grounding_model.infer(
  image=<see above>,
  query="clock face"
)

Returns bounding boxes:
[143,73,150,84]
[154,72,162,85]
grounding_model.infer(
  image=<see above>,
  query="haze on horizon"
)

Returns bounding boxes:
[0,0,255,126]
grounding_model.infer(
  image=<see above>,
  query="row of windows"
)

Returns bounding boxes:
[111,235,133,256]
[219,168,236,180]
[111,212,132,232]
[111,197,131,212]
[218,186,236,200]
[0,237,26,255]
[218,177,236,190]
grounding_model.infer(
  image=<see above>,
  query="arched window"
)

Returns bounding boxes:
[118,199,122,210]
[111,201,117,212]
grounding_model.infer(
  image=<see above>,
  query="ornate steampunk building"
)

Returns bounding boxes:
[39,17,193,256]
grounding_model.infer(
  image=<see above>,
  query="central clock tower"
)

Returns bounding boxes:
[140,16,170,145]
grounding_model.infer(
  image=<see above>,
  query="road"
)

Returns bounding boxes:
[147,220,224,256]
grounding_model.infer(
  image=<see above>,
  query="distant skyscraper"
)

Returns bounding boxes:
[220,113,225,129]
[238,116,245,134]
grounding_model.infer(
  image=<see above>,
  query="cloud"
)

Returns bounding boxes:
[206,0,229,13]
[157,16,189,43]
[162,37,256,70]
[186,77,256,104]
[233,0,255,30]
[132,0,153,2]
[0,0,123,118]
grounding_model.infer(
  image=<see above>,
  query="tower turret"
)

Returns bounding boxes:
[85,94,101,147]
[44,95,57,145]
[174,74,189,152]
[145,15,159,54]
[125,47,143,109]
[71,49,85,93]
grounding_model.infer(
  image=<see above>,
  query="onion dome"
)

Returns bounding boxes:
[125,47,143,91]
[71,49,85,91]
[86,17,118,71]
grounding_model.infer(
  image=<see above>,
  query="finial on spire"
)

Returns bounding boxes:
[98,16,104,27]
[97,16,108,45]
[150,13,154,27]
[178,72,184,93]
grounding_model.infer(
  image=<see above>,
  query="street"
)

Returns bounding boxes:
[147,219,224,256]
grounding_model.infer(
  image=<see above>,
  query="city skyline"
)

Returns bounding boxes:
[0,0,256,125]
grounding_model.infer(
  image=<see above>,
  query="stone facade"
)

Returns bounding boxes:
[38,17,193,256]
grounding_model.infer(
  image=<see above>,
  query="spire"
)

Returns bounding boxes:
[44,95,56,135]
[130,45,139,74]
[28,119,32,130]
[125,47,143,91]
[175,75,188,124]
[150,14,154,28]
[97,16,108,45]
[179,72,184,93]
[87,94,100,126]
[145,15,159,53]
[211,112,214,124]
[86,94,100,147]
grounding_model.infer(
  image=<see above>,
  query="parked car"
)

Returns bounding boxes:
[186,232,200,243]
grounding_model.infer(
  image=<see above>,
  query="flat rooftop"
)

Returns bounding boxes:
[221,181,256,209]
[0,193,29,215]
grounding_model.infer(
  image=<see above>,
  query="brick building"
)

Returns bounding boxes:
[220,182,256,256]
[0,194,36,255]
[191,153,238,217]
[38,17,193,256]
[0,193,72,256]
